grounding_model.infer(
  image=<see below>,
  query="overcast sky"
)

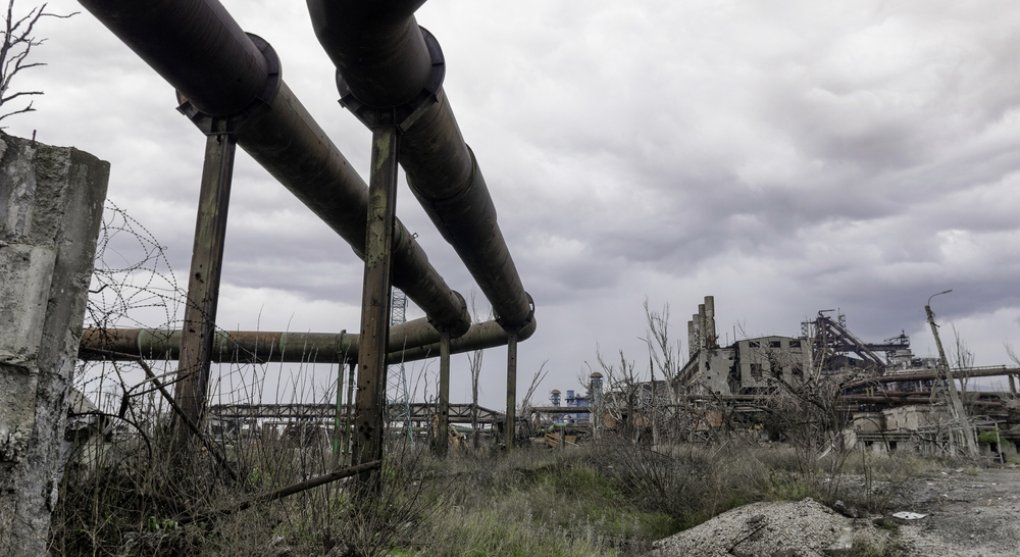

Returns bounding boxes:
[14,0,1020,406]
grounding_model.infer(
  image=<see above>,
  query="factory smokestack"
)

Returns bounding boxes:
[691,313,702,353]
[697,304,707,349]
[704,296,717,349]
[687,319,696,358]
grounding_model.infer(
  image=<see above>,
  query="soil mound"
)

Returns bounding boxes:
[646,498,877,557]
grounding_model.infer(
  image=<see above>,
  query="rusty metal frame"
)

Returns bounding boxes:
[173,132,236,438]
[77,0,538,493]
[352,124,400,492]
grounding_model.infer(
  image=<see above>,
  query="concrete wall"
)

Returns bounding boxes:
[736,336,808,392]
[703,349,735,394]
[0,133,109,556]
[882,405,949,432]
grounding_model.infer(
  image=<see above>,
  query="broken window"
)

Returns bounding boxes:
[769,340,782,348]
[748,341,760,348]
[789,340,801,348]
[750,363,763,380]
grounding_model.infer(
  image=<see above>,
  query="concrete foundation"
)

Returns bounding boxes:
[0,133,109,556]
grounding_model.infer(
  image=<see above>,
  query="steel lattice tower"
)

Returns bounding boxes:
[387,289,414,444]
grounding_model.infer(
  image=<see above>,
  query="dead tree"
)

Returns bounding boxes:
[0,1,76,124]
[591,348,644,444]
[520,360,549,420]
[467,346,483,449]
[642,300,685,442]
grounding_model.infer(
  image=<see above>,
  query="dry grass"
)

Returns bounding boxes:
[51,413,944,557]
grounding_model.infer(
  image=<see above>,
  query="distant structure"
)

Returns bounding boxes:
[678,297,934,396]
[546,372,603,424]
[388,289,413,442]
[680,334,809,395]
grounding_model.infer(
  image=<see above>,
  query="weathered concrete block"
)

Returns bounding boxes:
[0,133,109,556]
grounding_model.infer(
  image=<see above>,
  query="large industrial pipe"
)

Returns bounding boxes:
[78,0,470,335]
[78,1,267,117]
[79,317,536,365]
[306,1,534,332]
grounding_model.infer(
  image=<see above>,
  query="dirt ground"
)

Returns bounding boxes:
[895,466,1020,557]
[647,465,1020,557]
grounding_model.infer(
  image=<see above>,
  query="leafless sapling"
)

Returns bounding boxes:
[0,1,76,124]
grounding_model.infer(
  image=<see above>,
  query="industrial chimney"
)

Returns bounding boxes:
[704,295,717,349]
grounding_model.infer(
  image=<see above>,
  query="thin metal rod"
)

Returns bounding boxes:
[353,125,399,493]
[435,331,451,457]
[182,460,381,524]
[345,362,356,455]
[174,132,235,439]
[504,332,518,451]
[333,362,343,457]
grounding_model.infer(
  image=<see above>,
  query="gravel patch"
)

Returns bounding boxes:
[645,498,884,557]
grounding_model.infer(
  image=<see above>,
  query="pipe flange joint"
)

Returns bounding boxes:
[176,33,282,136]
[336,26,445,132]
[426,290,470,338]
[494,292,536,333]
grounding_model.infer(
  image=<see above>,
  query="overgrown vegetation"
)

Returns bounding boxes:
[55,208,959,556]
[52,418,945,557]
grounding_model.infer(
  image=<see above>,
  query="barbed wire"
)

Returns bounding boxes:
[85,200,182,330]
[79,201,339,415]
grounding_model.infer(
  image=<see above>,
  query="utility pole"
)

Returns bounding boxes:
[925,290,978,458]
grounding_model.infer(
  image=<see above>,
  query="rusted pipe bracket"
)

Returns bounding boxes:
[176,33,282,135]
[336,26,445,132]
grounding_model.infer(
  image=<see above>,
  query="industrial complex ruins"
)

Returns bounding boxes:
[535,296,1020,459]
[3,1,1020,555]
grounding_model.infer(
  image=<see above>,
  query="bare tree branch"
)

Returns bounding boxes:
[0,0,78,126]
[520,360,549,415]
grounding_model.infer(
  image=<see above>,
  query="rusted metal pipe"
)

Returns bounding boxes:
[305,1,431,108]
[306,0,534,332]
[78,0,267,117]
[78,0,470,336]
[78,316,537,365]
[843,366,1020,389]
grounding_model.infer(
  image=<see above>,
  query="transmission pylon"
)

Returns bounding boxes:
[387,288,413,444]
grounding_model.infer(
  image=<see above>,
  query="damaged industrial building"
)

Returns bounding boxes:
[675,297,1020,458]
[536,296,1020,459]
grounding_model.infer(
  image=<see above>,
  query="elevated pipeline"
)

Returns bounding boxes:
[79,0,469,335]
[842,366,1020,391]
[306,1,534,332]
[79,317,536,365]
